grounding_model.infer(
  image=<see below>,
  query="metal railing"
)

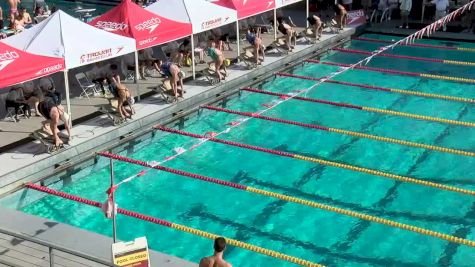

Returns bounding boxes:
[0,227,116,267]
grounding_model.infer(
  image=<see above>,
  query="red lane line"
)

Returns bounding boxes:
[352,36,458,50]
[153,125,296,158]
[306,59,421,77]
[202,105,331,131]
[333,47,444,63]
[276,72,391,93]
[97,152,247,190]
[25,183,174,228]
[242,87,363,110]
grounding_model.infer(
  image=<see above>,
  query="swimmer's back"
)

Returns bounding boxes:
[199,256,232,267]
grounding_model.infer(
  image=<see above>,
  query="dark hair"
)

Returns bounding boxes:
[110,64,118,70]
[214,237,226,253]
[183,38,190,46]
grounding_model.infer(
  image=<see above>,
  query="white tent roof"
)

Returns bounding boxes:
[147,0,238,34]
[275,0,303,8]
[3,10,136,69]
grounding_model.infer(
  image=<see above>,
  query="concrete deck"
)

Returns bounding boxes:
[0,207,196,267]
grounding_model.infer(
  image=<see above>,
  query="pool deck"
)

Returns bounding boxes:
[366,19,475,41]
[0,207,196,267]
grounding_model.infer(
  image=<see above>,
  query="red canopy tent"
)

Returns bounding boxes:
[214,0,276,19]
[0,41,64,89]
[89,0,192,50]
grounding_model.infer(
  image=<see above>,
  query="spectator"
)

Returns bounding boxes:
[34,0,47,15]
[431,0,449,31]
[6,86,31,121]
[13,12,25,33]
[199,237,232,267]
[7,0,21,21]
[23,85,44,117]
[178,38,192,67]
[399,0,412,28]
[20,7,32,25]
[387,0,399,20]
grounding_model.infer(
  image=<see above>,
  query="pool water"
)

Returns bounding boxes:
[2,33,475,266]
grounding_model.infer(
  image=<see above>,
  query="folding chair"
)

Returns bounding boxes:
[76,72,101,99]
[4,106,25,122]
[240,47,260,69]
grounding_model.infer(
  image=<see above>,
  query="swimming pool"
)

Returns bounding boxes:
[2,33,475,266]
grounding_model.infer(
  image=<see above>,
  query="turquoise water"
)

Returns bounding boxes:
[2,33,475,266]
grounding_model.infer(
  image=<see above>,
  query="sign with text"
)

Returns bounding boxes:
[112,237,150,267]
[347,9,366,27]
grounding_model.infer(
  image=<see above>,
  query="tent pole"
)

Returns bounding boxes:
[236,22,240,61]
[63,70,72,126]
[134,51,141,101]
[274,9,277,41]
[306,0,309,28]
[191,34,196,80]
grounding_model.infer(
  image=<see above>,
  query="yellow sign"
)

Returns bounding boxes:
[112,237,150,267]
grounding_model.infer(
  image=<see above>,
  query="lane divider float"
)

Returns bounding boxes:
[306,59,475,84]
[93,152,475,248]
[276,73,475,104]
[202,104,475,157]
[352,36,475,52]
[242,87,474,127]
[153,125,475,197]
[333,47,475,66]
[25,182,323,267]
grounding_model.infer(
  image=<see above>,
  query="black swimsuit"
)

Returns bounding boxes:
[307,16,317,26]
[278,24,288,35]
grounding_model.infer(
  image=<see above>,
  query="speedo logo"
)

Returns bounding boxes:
[95,21,128,32]
[135,17,161,34]
[0,51,19,71]
[36,63,63,75]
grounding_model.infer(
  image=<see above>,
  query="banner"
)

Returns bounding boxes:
[347,9,366,27]
[112,237,150,267]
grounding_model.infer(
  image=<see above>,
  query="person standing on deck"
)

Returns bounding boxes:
[431,0,449,31]
[199,237,232,267]
[399,0,412,28]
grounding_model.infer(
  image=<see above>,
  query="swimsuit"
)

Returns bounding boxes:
[278,24,288,35]
[160,61,172,77]
[246,32,256,45]
[207,47,219,61]
[307,16,317,26]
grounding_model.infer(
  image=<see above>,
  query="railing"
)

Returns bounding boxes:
[0,227,116,267]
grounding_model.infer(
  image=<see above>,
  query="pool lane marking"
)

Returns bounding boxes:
[153,125,475,197]
[333,47,475,66]
[276,73,475,104]
[93,153,475,248]
[241,87,475,128]
[352,36,475,53]
[25,182,323,267]
[306,60,475,84]
[202,104,475,157]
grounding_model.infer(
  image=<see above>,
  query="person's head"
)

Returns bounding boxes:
[277,17,284,24]
[209,41,216,48]
[183,38,190,46]
[213,237,226,253]
[20,7,27,13]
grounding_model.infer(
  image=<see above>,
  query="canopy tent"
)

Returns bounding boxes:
[213,0,275,20]
[146,0,237,34]
[0,41,65,89]
[3,10,136,120]
[89,0,192,50]
[3,10,136,69]
[147,0,238,78]
[275,0,303,8]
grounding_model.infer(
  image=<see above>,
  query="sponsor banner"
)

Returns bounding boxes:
[112,237,150,267]
[0,51,20,71]
[35,63,64,75]
[347,9,366,27]
[201,16,230,31]
[94,21,128,32]
[138,37,158,47]
[79,47,124,64]
[135,17,161,34]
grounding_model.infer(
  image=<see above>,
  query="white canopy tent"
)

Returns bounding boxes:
[3,10,136,119]
[147,0,238,78]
